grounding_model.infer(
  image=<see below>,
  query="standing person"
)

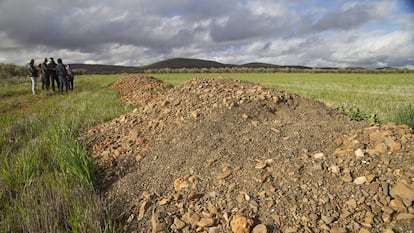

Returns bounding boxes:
[66,64,74,90]
[40,58,49,90]
[27,59,38,95]
[47,57,58,91]
[55,58,68,94]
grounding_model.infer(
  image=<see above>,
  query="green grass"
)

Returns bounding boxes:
[0,75,130,232]
[149,73,414,125]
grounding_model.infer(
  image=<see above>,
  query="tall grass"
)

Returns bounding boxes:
[0,75,130,232]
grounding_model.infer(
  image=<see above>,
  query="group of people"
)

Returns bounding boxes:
[27,58,75,95]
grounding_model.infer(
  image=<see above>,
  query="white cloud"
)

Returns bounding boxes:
[0,0,412,68]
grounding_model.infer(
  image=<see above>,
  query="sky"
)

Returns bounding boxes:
[0,0,413,68]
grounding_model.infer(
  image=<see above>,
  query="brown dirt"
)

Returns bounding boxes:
[78,75,414,233]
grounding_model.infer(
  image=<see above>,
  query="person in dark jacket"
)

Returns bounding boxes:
[40,58,49,90]
[47,57,58,91]
[27,59,38,95]
[55,58,68,94]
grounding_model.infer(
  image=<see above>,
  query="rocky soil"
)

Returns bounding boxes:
[79,75,414,233]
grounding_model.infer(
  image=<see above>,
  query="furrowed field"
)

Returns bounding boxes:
[0,73,413,232]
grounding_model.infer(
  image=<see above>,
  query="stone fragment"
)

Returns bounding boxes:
[174,178,189,191]
[330,227,347,233]
[252,224,267,233]
[354,176,367,185]
[390,199,406,211]
[321,215,335,224]
[328,165,340,174]
[191,110,199,119]
[230,215,253,233]
[395,213,414,220]
[197,217,215,227]
[255,161,267,169]
[342,173,353,183]
[355,148,364,158]
[382,213,392,223]
[346,199,357,210]
[284,227,298,233]
[383,228,394,233]
[216,170,232,179]
[158,198,169,206]
[138,201,150,220]
[135,154,144,161]
[313,152,325,159]
[187,192,204,200]
[334,137,343,146]
[384,137,402,151]
[173,217,186,230]
[182,212,200,226]
[359,229,370,233]
[390,181,414,206]
[151,210,167,233]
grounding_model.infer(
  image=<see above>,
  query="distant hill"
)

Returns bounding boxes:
[240,62,280,68]
[70,64,143,74]
[69,58,405,74]
[142,58,237,69]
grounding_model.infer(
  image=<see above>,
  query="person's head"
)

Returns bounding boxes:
[50,57,54,61]
[66,64,70,68]
[29,59,34,65]
[44,58,48,62]
[57,58,62,64]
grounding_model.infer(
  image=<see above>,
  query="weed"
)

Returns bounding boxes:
[336,103,381,123]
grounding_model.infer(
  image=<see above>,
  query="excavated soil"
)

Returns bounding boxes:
[79,75,414,233]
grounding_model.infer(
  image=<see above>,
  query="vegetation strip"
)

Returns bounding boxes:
[0,75,130,232]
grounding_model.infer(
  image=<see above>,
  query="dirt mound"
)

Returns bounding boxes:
[79,75,414,233]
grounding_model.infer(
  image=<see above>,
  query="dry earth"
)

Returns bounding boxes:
[79,75,414,233]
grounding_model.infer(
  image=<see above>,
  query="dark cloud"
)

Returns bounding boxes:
[300,1,393,34]
[0,0,412,68]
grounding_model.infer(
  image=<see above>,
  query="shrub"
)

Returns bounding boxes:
[337,103,380,123]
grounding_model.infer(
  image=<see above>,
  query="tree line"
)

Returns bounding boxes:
[1,63,412,82]
[143,66,413,74]
[0,63,87,84]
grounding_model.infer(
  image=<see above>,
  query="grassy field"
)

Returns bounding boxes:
[0,72,413,232]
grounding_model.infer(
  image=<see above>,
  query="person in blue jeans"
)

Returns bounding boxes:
[27,59,38,95]
[55,58,68,94]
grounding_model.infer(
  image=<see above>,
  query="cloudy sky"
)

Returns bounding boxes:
[0,0,413,68]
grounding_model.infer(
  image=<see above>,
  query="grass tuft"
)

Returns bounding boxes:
[392,104,414,129]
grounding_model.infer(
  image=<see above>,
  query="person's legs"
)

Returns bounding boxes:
[30,77,37,95]
[50,74,55,91]
[58,76,63,94]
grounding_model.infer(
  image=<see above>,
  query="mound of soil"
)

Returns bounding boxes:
[79,75,414,233]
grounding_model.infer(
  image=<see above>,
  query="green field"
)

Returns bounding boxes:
[0,72,413,232]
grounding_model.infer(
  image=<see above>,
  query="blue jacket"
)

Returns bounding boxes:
[55,63,67,77]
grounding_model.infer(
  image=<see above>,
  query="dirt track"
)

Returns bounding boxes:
[79,75,414,233]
